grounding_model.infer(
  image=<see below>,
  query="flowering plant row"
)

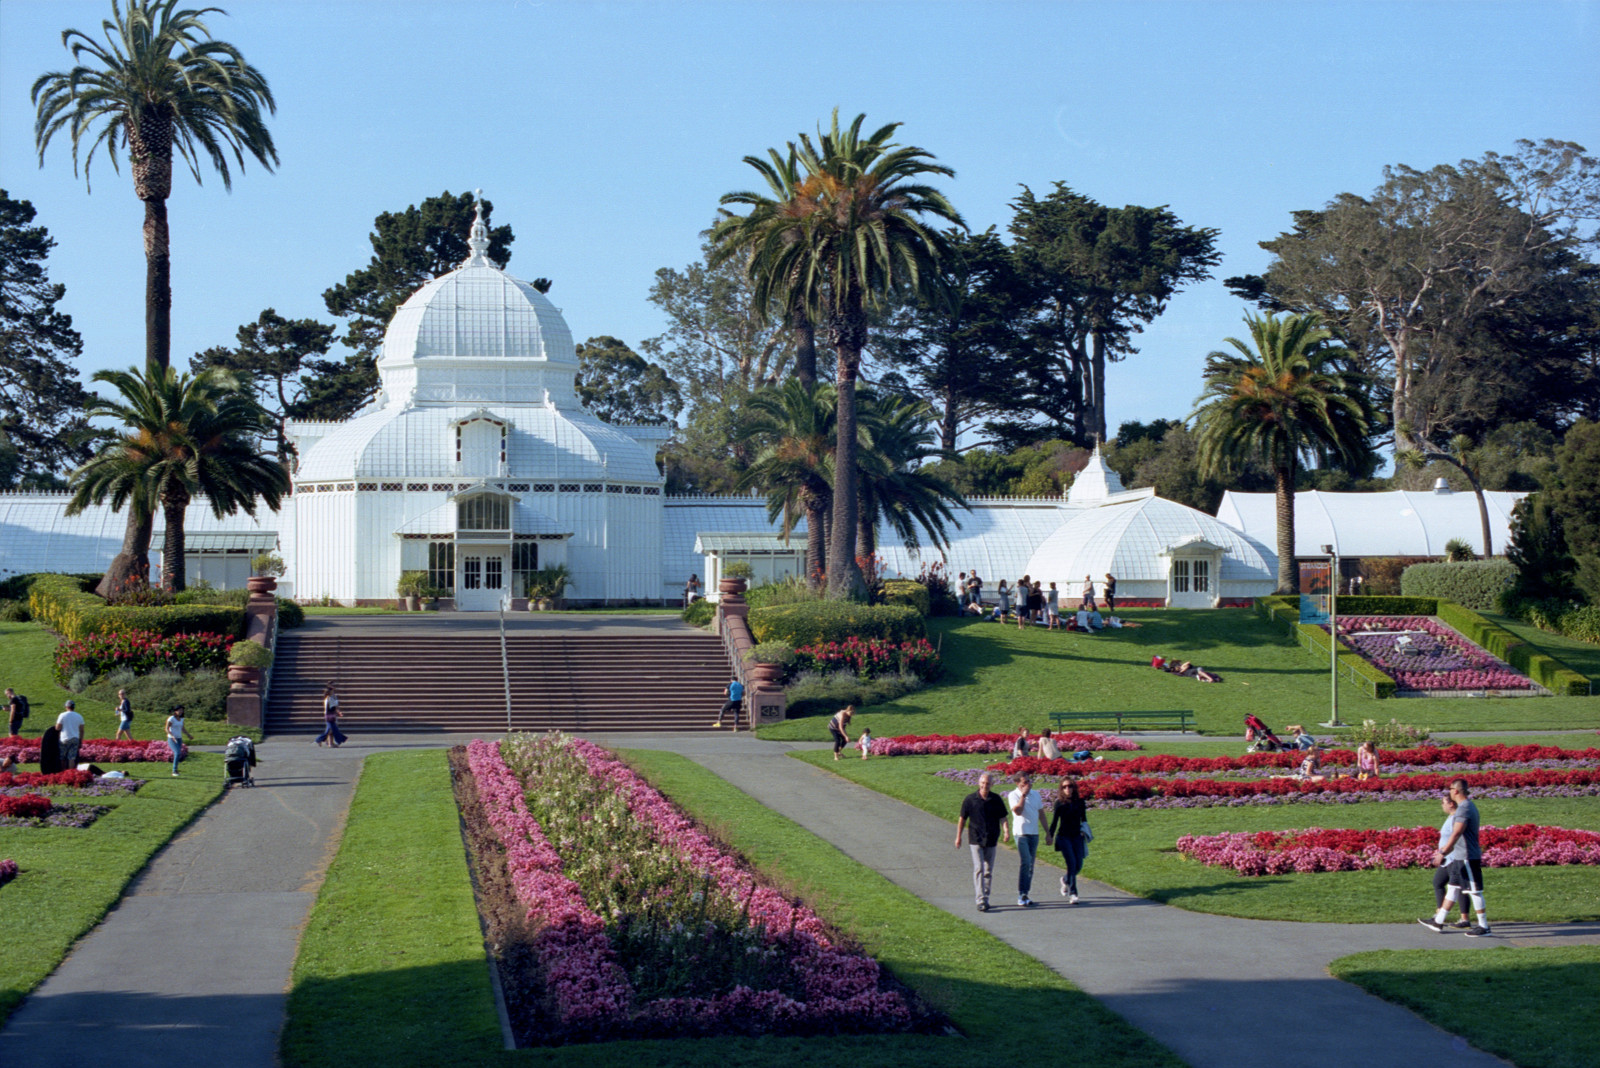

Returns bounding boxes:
[484,734,920,1040]
[1330,616,1532,691]
[0,769,93,789]
[992,742,1600,780]
[872,731,1140,757]
[1,737,186,764]
[52,628,234,684]
[795,636,942,680]
[1178,824,1600,875]
[0,859,16,886]
[0,794,51,819]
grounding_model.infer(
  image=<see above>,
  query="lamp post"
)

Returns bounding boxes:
[1320,543,1344,729]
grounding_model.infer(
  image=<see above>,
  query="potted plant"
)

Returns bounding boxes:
[744,641,796,686]
[249,553,285,596]
[421,584,441,611]
[227,638,273,689]
[396,570,428,611]
[529,565,573,611]
[720,560,753,597]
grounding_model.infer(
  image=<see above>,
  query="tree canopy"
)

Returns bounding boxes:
[574,336,682,425]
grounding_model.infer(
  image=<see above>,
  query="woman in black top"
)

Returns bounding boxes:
[39,724,63,775]
[1104,573,1117,613]
[1047,777,1090,902]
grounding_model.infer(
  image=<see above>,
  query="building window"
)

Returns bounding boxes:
[532,483,555,492]
[644,487,660,496]
[512,541,538,597]
[484,556,503,591]
[606,485,623,494]
[337,483,355,492]
[428,542,455,593]
[1173,559,1190,593]
[407,483,429,491]
[559,483,580,492]
[583,483,602,493]
[381,482,402,492]
[457,494,510,531]
[1192,559,1210,593]
[507,483,530,492]
[462,555,482,590]
[432,482,454,491]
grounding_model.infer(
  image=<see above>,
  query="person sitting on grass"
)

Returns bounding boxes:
[1356,740,1381,780]
[1038,729,1061,760]
[1011,728,1032,759]
[1295,744,1326,781]
[1288,724,1316,750]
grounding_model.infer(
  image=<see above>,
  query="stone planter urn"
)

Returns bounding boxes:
[746,662,784,687]
[404,594,419,611]
[719,576,748,598]
[227,665,260,692]
[246,575,277,596]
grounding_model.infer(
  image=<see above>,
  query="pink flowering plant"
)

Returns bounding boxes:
[1,737,185,764]
[872,731,1141,757]
[476,733,926,1041]
[1178,824,1600,875]
[1327,616,1534,692]
[794,636,941,680]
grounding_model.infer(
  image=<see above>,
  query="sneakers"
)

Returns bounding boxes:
[1069,893,1080,905]
[1464,925,1492,937]
[1417,918,1445,932]
[1059,877,1069,897]
[977,901,989,913]
[171,772,179,777]
[710,721,723,728]
[1451,918,1474,929]
[1019,897,1036,908]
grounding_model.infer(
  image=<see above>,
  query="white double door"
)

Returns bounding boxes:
[1169,557,1213,608]
[457,546,510,611]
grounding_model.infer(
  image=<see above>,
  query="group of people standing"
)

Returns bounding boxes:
[958,573,1119,631]
[956,771,1093,911]
[2,688,191,776]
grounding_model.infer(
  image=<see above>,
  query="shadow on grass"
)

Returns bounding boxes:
[1142,877,1295,903]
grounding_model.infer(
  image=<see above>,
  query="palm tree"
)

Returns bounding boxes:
[67,364,288,592]
[734,380,837,588]
[854,391,967,560]
[777,111,963,598]
[34,0,277,596]
[710,145,822,386]
[1192,312,1373,594]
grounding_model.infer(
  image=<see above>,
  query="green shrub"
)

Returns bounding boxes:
[1343,718,1432,747]
[722,560,755,581]
[227,638,273,668]
[28,573,245,640]
[1434,601,1592,695]
[1401,560,1516,611]
[173,586,250,606]
[68,667,94,693]
[1334,595,1440,616]
[0,598,29,622]
[85,668,230,721]
[682,599,714,627]
[1358,556,1434,595]
[746,576,820,609]
[783,668,925,717]
[745,641,797,666]
[881,579,931,616]
[748,601,925,646]
[277,597,306,628]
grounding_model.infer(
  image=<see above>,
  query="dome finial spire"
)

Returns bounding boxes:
[465,188,490,266]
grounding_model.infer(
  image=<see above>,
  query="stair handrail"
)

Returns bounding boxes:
[499,609,512,733]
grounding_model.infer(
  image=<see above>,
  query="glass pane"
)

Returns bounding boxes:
[428,542,456,593]
[1174,559,1189,593]
[485,557,503,590]
[1193,560,1210,592]
[463,556,482,590]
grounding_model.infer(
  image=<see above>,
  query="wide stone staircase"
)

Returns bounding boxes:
[263,631,734,734]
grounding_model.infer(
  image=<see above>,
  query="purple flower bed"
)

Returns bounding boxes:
[1329,616,1533,692]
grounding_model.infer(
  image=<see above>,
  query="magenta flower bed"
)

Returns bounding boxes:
[872,731,1141,757]
[1178,824,1600,875]
[1329,616,1533,691]
[0,737,186,764]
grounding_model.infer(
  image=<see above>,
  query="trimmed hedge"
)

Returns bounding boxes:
[748,601,925,646]
[1257,596,1398,697]
[27,574,245,641]
[1436,601,1591,696]
[1401,560,1517,611]
[881,579,931,616]
[1334,595,1440,616]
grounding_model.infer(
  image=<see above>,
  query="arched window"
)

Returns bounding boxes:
[457,494,510,531]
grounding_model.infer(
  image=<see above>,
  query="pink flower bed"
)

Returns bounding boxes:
[0,737,186,764]
[872,731,1140,757]
[1178,824,1600,875]
[464,739,632,1032]
[0,859,17,886]
[1330,616,1533,691]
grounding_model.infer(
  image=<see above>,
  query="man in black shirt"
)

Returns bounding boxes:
[955,771,1011,912]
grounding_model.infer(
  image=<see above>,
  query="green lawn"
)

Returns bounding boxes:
[757,611,1600,742]
[0,620,249,744]
[0,753,224,1021]
[791,748,1600,924]
[283,746,1180,1068]
[1330,946,1600,1068]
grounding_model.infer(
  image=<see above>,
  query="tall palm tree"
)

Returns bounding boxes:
[34,0,277,596]
[854,391,967,560]
[734,380,837,588]
[710,146,822,386]
[778,111,963,598]
[1192,312,1373,594]
[67,365,288,592]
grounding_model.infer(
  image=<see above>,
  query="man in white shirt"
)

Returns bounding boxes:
[56,700,86,769]
[1007,773,1045,907]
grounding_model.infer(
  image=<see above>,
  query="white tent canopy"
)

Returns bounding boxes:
[1214,487,1526,559]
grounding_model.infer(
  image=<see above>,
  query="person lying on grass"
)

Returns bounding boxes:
[1152,658,1219,682]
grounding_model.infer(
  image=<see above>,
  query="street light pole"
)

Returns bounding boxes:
[1321,543,1344,729]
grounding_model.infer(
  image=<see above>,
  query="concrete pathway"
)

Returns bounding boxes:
[3,729,1595,1068]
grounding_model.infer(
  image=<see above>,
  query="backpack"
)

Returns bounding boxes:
[11,694,27,721]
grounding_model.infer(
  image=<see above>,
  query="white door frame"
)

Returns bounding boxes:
[456,542,511,611]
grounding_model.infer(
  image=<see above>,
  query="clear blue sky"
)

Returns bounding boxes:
[2,0,1596,436]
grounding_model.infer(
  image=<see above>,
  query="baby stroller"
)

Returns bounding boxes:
[224,736,258,787]
[1244,714,1285,753]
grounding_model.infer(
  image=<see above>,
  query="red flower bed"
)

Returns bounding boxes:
[0,795,51,819]
[993,742,1600,780]
[53,628,234,684]
[872,731,1141,756]
[796,636,941,679]
[1179,824,1600,874]
[0,769,93,789]
[985,766,1600,803]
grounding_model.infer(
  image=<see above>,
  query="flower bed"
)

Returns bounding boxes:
[52,628,234,684]
[1329,616,1532,692]
[469,735,926,1042]
[796,636,941,679]
[0,737,186,764]
[992,743,1600,780]
[0,859,16,886]
[871,731,1141,757]
[0,794,51,819]
[1178,824,1600,875]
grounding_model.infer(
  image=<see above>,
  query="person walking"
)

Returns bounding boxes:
[827,705,854,761]
[1081,575,1096,612]
[1007,772,1045,907]
[1103,573,1117,613]
[56,700,85,770]
[714,674,744,729]
[5,688,25,738]
[164,706,192,777]
[1048,776,1090,903]
[1434,778,1490,935]
[315,684,347,747]
[1419,793,1475,931]
[685,574,701,605]
[955,771,1011,912]
[114,689,134,742]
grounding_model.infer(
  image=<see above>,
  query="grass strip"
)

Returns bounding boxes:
[281,749,503,1067]
[1329,946,1600,1068]
[0,754,224,1021]
[789,749,1600,924]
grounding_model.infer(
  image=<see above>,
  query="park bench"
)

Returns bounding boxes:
[1049,709,1193,734]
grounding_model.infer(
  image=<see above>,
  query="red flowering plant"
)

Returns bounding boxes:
[53,628,234,684]
[991,743,1600,780]
[0,795,52,819]
[795,636,942,680]
[105,575,175,607]
[871,731,1142,757]
[1178,824,1600,875]
[1,738,185,764]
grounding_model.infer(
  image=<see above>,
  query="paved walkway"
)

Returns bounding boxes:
[4,730,1595,1068]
